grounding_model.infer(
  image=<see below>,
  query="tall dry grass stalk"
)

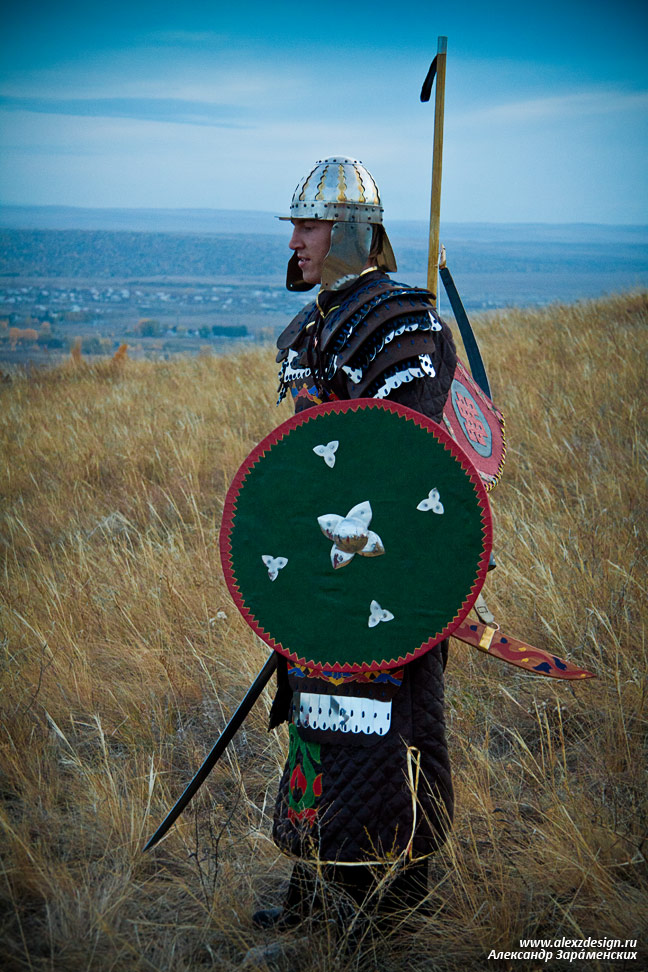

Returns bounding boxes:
[1,293,646,970]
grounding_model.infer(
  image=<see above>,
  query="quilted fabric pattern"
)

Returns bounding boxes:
[272,645,453,863]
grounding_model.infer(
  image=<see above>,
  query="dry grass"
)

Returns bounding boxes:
[1,292,646,971]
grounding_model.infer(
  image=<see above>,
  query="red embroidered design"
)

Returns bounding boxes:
[455,392,489,446]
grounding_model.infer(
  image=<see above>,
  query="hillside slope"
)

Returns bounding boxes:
[1,292,646,971]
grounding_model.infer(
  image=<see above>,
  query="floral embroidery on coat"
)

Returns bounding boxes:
[287,724,323,828]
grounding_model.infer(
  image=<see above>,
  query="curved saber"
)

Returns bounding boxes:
[440,260,492,399]
[143,652,278,851]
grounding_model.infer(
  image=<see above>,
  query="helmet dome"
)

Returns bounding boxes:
[288,156,384,224]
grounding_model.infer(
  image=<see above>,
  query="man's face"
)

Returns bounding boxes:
[289,220,333,285]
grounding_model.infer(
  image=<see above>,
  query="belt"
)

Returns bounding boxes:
[292,691,392,736]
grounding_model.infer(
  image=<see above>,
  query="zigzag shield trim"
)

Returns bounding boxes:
[220,400,492,673]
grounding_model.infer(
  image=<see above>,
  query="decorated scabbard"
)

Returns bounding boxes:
[452,620,595,680]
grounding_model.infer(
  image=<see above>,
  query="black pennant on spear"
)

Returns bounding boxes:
[420,36,446,304]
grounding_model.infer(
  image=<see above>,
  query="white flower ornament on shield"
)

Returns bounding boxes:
[368,600,394,628]
[417,488,444,514]
[313,440,339,468]
[262,555,288,581]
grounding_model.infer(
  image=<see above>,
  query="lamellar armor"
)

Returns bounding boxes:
[277,271,457,423]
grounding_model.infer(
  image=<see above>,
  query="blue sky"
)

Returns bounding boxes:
[1,0,647,223]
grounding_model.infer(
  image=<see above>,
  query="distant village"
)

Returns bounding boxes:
[0,280,303,364]
[3,222,644,367]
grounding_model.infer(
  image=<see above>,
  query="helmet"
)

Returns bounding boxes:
[289,156,383,223]
[282,156,397,292]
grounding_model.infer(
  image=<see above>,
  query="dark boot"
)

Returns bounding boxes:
[251,906,302,930]
[379,860,431,926]
[328,860,431,932]
[252,863,320,930]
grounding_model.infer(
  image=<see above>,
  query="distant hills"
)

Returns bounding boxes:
[1,207,646,310]
[1,205,647,245]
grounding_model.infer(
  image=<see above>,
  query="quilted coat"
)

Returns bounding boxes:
[271,270,457,864]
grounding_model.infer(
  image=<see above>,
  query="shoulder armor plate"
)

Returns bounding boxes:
[327,294,438,368]
[319,280,433,353]
[276,300,318,359]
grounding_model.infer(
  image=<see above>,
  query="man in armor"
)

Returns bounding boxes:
[259,157,458,930]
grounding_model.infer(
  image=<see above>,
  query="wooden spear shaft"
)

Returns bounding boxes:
[427,35,447,304]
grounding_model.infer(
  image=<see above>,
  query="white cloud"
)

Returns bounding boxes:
[1,39,646,222]
[455,87,648,127]
[0,54,302,113]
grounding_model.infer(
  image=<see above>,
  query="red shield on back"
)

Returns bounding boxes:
[442,359,506,490]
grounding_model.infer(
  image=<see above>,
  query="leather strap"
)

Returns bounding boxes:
[473,592,495,625]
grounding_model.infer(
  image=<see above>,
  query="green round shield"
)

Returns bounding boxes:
[220,400,492,672]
